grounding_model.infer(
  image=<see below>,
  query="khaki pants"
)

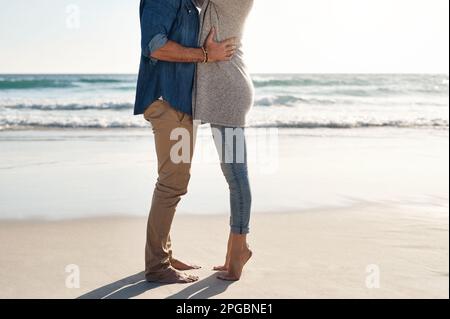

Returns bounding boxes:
[143,100,195,281]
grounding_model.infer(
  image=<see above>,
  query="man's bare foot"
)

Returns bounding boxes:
[171,258,201,271]
[146,267,199,284]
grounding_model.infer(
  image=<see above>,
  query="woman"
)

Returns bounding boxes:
[194,0,255,281]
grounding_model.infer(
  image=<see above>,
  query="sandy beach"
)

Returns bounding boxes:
[0,202,448,299]
[0,126,448,299]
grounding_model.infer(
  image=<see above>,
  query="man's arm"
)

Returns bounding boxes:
[140,0,235,64]
[152,41,205,63]
[151,28,237,63]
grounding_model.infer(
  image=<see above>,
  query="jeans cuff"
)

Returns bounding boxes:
[230,225,250,235]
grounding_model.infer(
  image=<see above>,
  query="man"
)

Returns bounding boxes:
[134,0,236,284]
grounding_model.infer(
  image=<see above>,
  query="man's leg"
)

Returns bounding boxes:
[144,100,197,283]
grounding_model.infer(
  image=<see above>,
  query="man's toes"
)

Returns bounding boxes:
[186,273,199,281]
[177,275,196,283]
[171,259,202,271]
[186,264,201,270]
[182,278,195,283]
[187,277,198,283]
[181,277,194,283]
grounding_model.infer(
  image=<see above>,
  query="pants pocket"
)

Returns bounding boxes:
[143,100,168,122]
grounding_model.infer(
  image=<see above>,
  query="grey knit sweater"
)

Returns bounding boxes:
[193,0,254,127]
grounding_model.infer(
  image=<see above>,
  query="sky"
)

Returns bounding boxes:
[0,0,448,74]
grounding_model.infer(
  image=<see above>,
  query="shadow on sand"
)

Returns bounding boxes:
[77,272,234,299]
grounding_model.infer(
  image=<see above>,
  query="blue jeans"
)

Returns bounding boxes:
[211,125,252,234]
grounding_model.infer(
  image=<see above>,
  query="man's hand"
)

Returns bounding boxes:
[205,28,237,62]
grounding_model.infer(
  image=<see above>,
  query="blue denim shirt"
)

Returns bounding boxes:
[134,0,199,116]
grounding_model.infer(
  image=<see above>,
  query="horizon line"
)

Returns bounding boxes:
[0,72,449,76]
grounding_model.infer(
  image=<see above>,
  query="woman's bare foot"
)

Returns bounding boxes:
[171,258,201,271]
[217,234,253,281]
[218,248,252,281]
[213,232,232,271]
[146,267,199,284]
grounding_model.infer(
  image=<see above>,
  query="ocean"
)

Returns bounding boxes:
[0,73,448,219]
[0,74,448,131]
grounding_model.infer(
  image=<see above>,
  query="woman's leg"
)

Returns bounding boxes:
[213,231,232,271]
[211,124,253,280]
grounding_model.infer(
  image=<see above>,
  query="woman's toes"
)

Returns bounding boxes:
[217,272,239,281]
[213,265,228,271]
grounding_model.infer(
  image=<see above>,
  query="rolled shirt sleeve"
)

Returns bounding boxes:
[148,33,168,63]
[140,0,179,62]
